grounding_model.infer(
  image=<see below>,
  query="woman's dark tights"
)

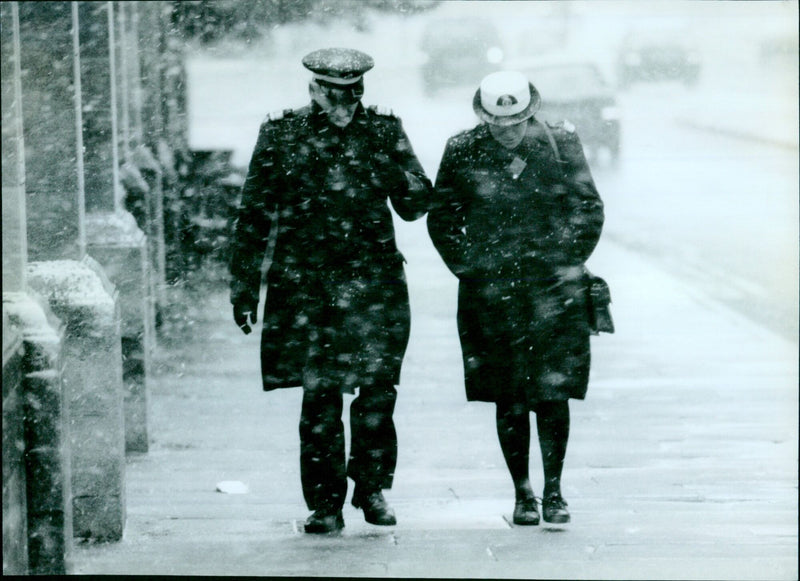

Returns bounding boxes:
[496,400,570,499]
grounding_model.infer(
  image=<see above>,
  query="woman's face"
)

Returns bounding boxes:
[489,120,528,150]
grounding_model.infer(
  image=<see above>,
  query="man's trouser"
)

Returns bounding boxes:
[299,379,398,511]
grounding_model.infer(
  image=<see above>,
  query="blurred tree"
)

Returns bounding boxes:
[365,0,441,14]
[171,0,440,44]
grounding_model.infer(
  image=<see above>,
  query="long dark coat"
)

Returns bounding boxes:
[230,102,433,392]
[427,118,604,408]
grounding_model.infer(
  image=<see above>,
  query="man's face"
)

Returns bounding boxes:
[489,120,528,150]
[310,81,361,127]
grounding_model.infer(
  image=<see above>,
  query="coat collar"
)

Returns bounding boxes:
[309,100,369,133]
[476,118,550,158]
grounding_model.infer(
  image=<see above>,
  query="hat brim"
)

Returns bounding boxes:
[473,82,541,126]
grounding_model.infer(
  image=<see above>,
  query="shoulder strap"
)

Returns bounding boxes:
[541,122,561,163]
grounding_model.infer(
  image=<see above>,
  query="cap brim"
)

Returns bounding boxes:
[473,82,541,126]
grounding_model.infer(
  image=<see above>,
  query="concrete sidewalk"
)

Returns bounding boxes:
[70,227,797,579]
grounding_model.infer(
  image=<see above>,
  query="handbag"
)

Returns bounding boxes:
[542,122,615,335]
[584,268,615,335]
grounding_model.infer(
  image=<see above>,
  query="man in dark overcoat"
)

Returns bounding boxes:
[229,48,433,533]
[427,71,605,525]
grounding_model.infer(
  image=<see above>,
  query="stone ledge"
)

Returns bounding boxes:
[26,260,117,336]
[85,210,145,248]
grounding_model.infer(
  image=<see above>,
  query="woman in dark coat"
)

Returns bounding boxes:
[427,71,605,525]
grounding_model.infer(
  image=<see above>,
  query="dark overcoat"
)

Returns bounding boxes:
[427,118,604,408]
[230,102,433,392]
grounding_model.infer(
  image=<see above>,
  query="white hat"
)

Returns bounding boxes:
[473,71,541,126]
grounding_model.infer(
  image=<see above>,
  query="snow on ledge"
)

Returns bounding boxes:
[27,260,117,332]
[3,292,62,347]
[86,210,145,247]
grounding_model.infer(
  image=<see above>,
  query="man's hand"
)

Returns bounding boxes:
[233,302,258,335]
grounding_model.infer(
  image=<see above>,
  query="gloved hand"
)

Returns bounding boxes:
[233,301,258,335]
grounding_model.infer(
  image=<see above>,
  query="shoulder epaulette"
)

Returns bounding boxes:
[546,119,576,134]
[446,126,479,150]
[368,104,396,118]
[264,108,295,122]
[452,127,474,141]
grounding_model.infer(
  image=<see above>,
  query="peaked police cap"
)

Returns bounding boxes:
[302,48,375,86]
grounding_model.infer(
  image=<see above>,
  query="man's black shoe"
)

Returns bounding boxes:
[542,492,570,524]
[512,497,540,525]
[304,509,344,534]
[351,490,396,526]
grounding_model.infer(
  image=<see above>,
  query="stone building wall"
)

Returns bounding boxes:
[2,1,189,573]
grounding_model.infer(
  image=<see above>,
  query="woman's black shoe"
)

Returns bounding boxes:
[542,492,570,524]
[512,497,540,525]
[351,490,396,526]
[304,509,345,533]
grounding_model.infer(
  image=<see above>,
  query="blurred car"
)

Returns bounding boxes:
[420,17,504,96]
[758,31,799,67]
[617,29,701,88]
[513,58,621,166]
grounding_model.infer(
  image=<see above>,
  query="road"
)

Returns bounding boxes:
[593,85,798,342]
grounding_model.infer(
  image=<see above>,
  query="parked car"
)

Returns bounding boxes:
[617,29,701,88]
[512,58,621,166]
[420,17,504,96]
